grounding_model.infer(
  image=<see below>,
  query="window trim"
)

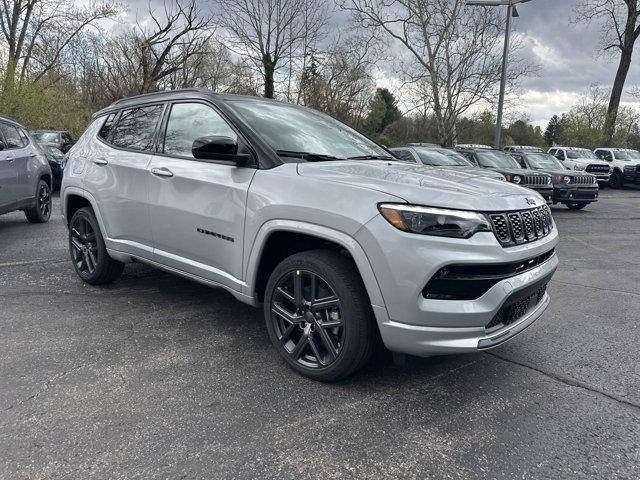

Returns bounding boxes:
[154,99,257,167]
[0,121,28,150]
[95,103,168,156]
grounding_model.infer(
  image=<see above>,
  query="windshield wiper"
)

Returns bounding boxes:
[276,150,343,162]
[347,154,395,160]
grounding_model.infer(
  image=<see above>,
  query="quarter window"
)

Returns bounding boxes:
[98,114,116,141]
[163,103,237,158]
[393,150,415,162]
[0,123,26,149]
[111,105,164,152]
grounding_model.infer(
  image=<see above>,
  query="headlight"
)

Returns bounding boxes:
[574,164,587,171]
[511,175,522,184]
[378,204,492,239]
[546,176,552,185]
[564,176,571,184]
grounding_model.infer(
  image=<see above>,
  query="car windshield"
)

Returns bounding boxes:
[614,150,640,160]
[415,148,472,167]
[526,153,564,170]
[567,149,597,159]
[229,99,390,161]
[476,150,520,169]
[428,149,474,166]
[32,132,60,143]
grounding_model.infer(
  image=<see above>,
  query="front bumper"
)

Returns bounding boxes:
[623,170,640,184]
[527,186,553,204]
[593,173,611,182]
[356,215,559,356]
[553,186,598,204]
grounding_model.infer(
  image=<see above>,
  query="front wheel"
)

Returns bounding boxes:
[24,180,51,223]
[609,171,624,189]
[264,250,376,382]
[566,203,588,210]
[69,207,124,285]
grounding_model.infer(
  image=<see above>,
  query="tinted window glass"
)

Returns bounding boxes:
[17,128,30,147]
[164,103,237,158]
[416,148,472,166]
[32,132,60,143]
[476,151,521,169]
[0,123,26,149]
[392,150,415,162]
[62,132,73,143]
[111,105,164,151]
[98,114,116,141]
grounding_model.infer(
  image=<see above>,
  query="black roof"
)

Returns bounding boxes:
[94,89,279,118]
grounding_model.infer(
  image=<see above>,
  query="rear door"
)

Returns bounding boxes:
[147,101,257,287]
[0,122,33,205]
[84,105,164,258]
[0,126,16,210]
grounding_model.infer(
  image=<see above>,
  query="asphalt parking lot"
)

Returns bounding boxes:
[1,189,640,480]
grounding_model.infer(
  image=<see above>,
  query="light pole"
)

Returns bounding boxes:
[465,0,533,149]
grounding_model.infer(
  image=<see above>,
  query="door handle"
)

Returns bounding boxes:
[151,167,174,178]
[93,157,108,166]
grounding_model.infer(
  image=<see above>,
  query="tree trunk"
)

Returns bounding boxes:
[604,46,634,146]
[263,54,275,99]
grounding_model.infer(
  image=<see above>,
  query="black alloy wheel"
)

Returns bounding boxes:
[68,207,124,284]
[70,215,99,277]
[264,250,376,381]
[24,180,51,223]
[609,171,624,189]
[270,269,344,369]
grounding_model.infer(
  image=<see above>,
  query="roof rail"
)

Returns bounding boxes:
[455,144,492,149]
[111,88,211,105]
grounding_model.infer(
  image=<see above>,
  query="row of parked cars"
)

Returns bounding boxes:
[0,91,636,381]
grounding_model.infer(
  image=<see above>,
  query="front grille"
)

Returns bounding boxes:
[586,164,610,174]
[486,282,548,331]
[489,206,554,247]
[524,175,549,186]
[572,175,594,185]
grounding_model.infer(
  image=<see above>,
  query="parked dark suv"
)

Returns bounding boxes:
[455,146,554,203]
[508,148,599,210]
[31,130,75,153]
[0,117,52,222]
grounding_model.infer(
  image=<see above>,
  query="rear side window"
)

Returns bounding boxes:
[98,114,116,141]
[163,102,237,158]
[111,105,164,152]
[0,123,27,149]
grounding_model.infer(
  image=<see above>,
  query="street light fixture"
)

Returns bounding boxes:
[465,0,533,149]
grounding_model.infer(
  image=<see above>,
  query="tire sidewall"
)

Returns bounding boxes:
[69,208,108,282]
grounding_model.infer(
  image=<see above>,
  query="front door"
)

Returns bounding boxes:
[0,122,32,206]
[0,132,16,211]
[147,101,256,289]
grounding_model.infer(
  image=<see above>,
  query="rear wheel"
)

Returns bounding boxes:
[566,203,588,210]
[264,250,376,382]
[609,171,624,189]
[69,207,124,285]
[24,180,51,223]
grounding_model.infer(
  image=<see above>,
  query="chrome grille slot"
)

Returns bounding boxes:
[488,206,554,247]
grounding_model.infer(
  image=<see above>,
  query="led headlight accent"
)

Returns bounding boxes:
[379,204,492,239]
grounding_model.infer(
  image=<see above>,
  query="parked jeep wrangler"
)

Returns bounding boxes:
[593,148,640,189]
[62,90,559,381]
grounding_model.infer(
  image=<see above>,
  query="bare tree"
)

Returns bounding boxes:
[0,0,121,89]
[574,0,640,146]
[341,0,530,146]
[220,0,329,99]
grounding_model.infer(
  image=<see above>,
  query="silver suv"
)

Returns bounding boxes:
[0,117,53,223]
[61,90,559,381]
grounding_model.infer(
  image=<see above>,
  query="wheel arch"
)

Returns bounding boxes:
[245,221,386,310]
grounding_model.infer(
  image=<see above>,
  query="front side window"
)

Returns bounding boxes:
[392,150,415,162]
[98,114,116,141]
[612,150,635,161]
[229,99,389,160]
[163,103,237,158]
[111,105,164,152]
[475,151,521,169]
[0,123,26,149]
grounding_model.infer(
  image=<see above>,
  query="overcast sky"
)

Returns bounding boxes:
[116,0,638,128]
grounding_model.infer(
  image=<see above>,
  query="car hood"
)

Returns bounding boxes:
[569,157,609,165]
[484,167,549,177]
[430,165,505,180]
[297,161,546,212]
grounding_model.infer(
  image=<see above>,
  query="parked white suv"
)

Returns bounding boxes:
[593,148,640,189]
[548,147,611,185]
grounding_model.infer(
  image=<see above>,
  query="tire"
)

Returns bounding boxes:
[609,171,624,189]
[69,207,124,285]
[24,179,52,223]
[566,203,588,210]
[264,250,376,382]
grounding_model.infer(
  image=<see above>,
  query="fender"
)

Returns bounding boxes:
[243,219,387,309]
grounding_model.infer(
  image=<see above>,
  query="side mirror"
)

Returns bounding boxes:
[192,136,251,165]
